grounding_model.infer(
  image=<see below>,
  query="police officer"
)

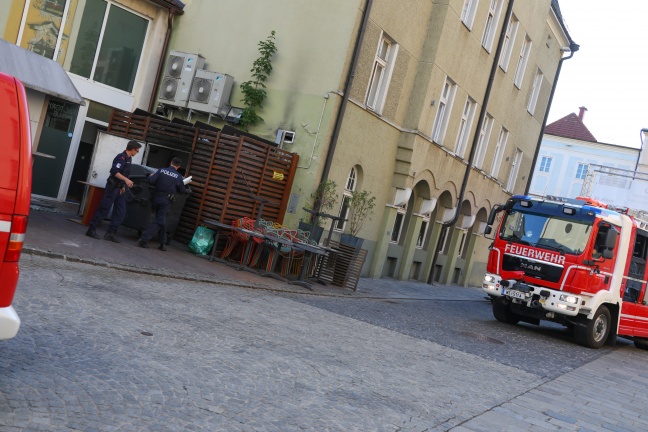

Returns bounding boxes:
[86,140,142,242]
[137,157,187,251]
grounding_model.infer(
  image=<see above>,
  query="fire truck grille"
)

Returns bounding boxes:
[502,255,563,283]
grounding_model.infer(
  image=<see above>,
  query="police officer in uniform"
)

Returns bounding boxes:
[137,157,187,251]
[86,140,142,242]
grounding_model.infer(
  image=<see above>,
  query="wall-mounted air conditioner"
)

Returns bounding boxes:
[187,70,234,113]
[158,50,205,108]
[275,129,295,148]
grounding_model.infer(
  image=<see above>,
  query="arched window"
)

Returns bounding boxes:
[335,167,357,231]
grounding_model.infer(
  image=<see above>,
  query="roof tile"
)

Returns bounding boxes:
[544,113,597,142]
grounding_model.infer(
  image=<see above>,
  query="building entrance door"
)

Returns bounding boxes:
[32,99,79,198]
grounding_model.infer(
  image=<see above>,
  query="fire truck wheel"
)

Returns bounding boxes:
[492,298,520,324]
[575,306,611,349]
[634,338,648,350]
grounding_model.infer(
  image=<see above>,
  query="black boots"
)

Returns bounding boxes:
[104,232,120,243]
[85,228,101,239]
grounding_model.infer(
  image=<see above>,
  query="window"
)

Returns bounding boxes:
[438,226,450,254]
[506,148,523,192]
[390,205,407,244]
[514,35,532,88]
[481,0,502,52]
[490,128,508,177]
[461,0,480,30]
[431,78,456,145]
[539,156,552,173]
[335,167,357,231]
[527,69,543,114]
[499,15,518,71]
[366,33,398,114]
[457,230,468,258]
[416,217,430,248]
[474,114,494,169]
[68,0,149,93]
[576,163,588,180]
[455,96,476,157]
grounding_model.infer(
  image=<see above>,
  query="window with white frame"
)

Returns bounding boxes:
[481,0,502,52]
[490,127,508,177]
[438,226,450,254]
[455,96,476,157]
[575,163,588,179]
[506,148,523,192]
[527,69,543,114]
[499,15,519,71]
[474,114,494,169]
[514,35,532,88]
[457,230,468,257]
[461,0,480,30]
[416,216,430,248]
[366,33,398,114]
[67,0,149,93]
[539,156,552,172]
[335,167,357,231]
[390,205,407,244]
[431,77,457,145]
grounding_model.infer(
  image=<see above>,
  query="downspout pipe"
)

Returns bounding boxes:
[524,41,579,194]
[635,128,648,172]
[320,0,374,181]
[148,7,182,113]
[427,0,515,284]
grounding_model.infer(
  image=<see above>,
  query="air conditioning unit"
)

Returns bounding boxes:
[187,70,234,113]
[275,129,296,148]
[158,50,205,108]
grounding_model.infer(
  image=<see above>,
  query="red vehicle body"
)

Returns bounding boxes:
[482,195,648,349]
[0,72,33,340]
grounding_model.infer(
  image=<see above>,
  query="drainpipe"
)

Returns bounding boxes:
[320,0,374,181]
[148,6,182,113]
[524,41,579,194]
[635,128,648,172]
[427,0,515,284]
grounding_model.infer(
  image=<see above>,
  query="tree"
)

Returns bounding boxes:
[347,190,376,237]
[239,30,277,130]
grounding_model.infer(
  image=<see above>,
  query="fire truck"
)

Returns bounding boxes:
[482,194,648,349]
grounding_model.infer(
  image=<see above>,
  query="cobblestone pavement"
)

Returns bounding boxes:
[2,255,648,431]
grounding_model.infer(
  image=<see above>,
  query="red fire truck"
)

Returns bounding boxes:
[0,72,33,340]
[482,194,648,349]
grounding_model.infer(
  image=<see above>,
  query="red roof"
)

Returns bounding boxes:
[544,113,597,142]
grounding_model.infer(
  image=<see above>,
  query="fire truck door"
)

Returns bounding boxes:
[620,233,648,337]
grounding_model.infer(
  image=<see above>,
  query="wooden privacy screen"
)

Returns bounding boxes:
[108,109,299,243]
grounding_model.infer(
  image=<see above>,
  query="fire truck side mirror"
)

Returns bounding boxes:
[484,226,492,235]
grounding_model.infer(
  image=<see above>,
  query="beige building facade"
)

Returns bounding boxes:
[165,0,571,285]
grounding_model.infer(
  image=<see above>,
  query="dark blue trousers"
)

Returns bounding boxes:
[89,184,126,234]
[141,196,170,245]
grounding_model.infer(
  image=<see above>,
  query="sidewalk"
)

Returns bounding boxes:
[24,198,482,301]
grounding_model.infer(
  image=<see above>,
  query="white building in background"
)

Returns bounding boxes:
[529,106,639,198]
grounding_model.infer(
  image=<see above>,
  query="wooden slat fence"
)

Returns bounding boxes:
[107,109,299,244]
[316,240,367,291]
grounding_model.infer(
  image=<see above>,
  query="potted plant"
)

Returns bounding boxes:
[299,179,337,243]
[340,189,376,249]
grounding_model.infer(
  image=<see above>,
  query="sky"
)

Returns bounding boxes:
[547,0,648,148]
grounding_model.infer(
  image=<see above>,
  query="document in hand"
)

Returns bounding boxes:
[183,176,193,185]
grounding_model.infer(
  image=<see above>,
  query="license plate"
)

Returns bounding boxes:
[502,288,526,300]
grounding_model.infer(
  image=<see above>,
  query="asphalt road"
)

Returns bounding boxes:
[1,254,647,431]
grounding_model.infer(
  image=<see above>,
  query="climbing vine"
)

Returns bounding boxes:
[239,30,277,129]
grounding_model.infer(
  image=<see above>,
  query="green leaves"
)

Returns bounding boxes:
[239,31,277,129]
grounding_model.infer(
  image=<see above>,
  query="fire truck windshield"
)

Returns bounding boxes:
[499,201,595,255]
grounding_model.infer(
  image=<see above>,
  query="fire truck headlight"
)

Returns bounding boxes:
[484,275,496,283]
[559,294,578,305]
